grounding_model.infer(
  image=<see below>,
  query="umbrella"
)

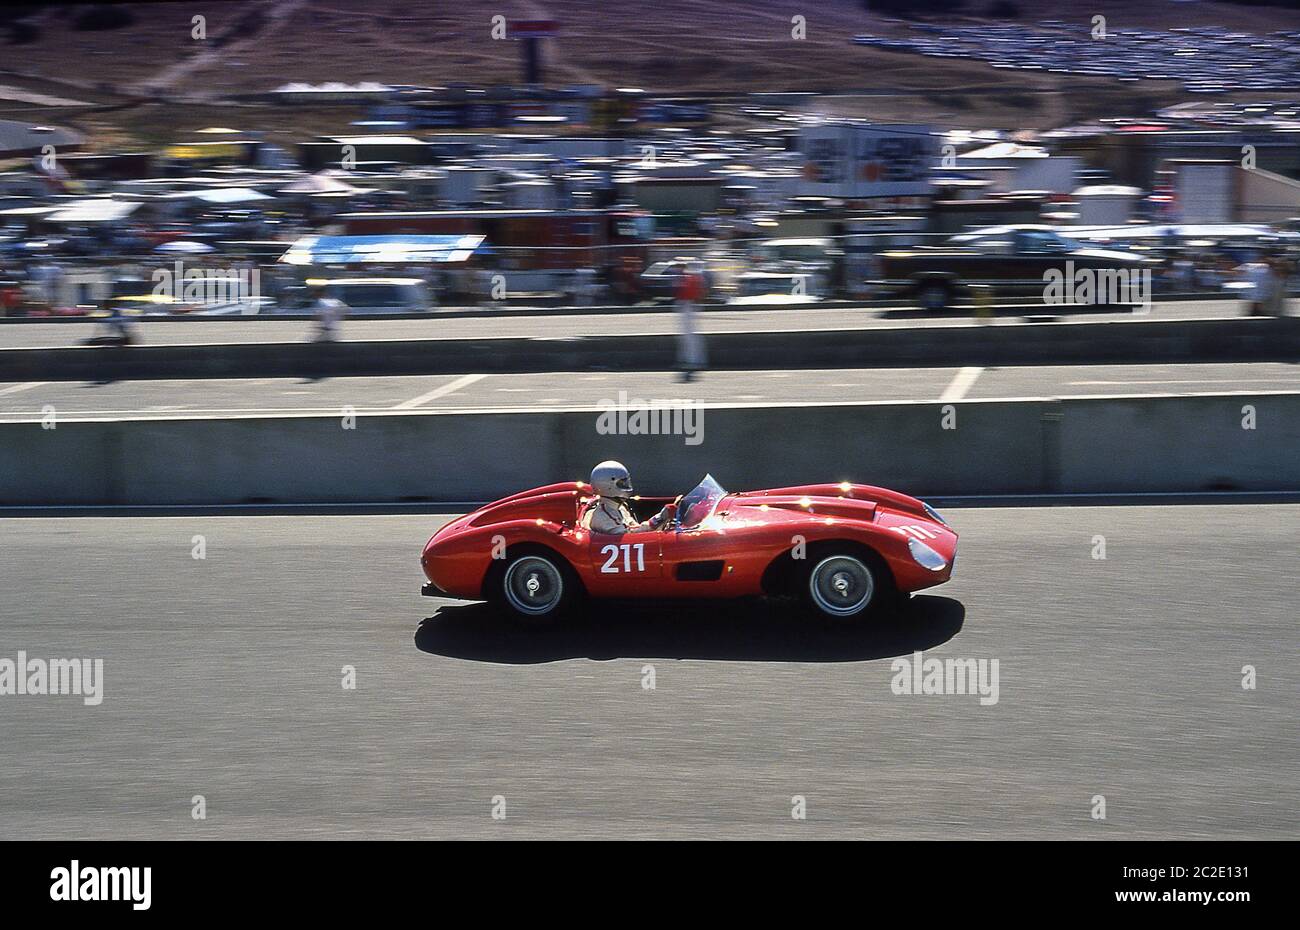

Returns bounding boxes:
[166,187,273,205]
[277,170,373,196]
[155,240,216,254]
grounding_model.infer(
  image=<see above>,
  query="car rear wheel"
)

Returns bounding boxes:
[804,554,878,620]
[916,281,953,312]
[496,552,577,623]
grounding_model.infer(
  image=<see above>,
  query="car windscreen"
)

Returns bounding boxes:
[327,285,411,308]
[678,474,727,529]
[968,235,1013,254]
[738,276,795,296]
[762,245,825,263]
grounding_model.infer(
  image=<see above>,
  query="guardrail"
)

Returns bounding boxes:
[0,289,1255,324]
[1,315,1296,381]
[3,392,1297,505]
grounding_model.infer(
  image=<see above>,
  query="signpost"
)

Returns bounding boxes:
[798,124,937,201]
[509,19,559,85]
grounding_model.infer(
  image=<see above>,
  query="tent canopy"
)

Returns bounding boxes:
[278,170,368,195]
[165,187,273,204]
[46,199,142,224]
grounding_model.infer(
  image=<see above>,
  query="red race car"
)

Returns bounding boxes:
[421,475,957,623]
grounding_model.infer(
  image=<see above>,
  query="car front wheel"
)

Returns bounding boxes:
[496,552,575,623]
[804,554,879,620]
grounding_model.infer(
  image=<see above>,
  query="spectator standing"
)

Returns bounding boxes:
[674,262,707,383]
[1265,251,1290,316]
[88,297,136,347]
[1236,255,1271,316]
[0,272,23,317]
[32,258,63,310]
[571,266,598,307]
[308,283,347,342]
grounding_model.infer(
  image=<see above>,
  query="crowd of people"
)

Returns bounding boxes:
[1157,246,1296,313]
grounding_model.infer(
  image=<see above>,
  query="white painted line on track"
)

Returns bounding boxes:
[0,381,46,397]
[1071,378,1300,387]
[939,367,983,402]
[392,373,487,410]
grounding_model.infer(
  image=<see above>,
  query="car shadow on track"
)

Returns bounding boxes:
[414,595,964,665]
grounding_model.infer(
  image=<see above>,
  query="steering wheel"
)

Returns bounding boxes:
[657,495,684,529]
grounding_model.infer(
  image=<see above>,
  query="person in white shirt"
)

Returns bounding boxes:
[308,283,347,341]
[586,461,675,535]
[1235,258,1272,316]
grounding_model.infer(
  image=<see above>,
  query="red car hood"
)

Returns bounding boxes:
[732,482,935,523]
[729,492,879,523]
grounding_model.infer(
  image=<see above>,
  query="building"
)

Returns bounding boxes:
[0,120,83,159]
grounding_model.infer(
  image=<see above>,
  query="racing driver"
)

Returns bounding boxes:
[588,461,676,535]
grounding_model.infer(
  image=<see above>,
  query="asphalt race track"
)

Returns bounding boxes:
[2,362,1297,420]
[2,505,1295,839]
[0,298,1248,350]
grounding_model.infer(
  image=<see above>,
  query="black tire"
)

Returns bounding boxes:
[488,550,581,624]
[915,280,953,312]
[800,551,887,621]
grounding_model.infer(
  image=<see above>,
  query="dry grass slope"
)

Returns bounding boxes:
[3,0,1298,144]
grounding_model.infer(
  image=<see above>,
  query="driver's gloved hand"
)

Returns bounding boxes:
[651,503,678,527]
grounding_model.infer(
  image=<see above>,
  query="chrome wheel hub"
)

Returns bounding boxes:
[809,555,874,617]
[504,556,563,616]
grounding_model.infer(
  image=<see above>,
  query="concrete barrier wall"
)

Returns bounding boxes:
[1056,393,1300,493]
[3,393,1298,505]
[3,316,1298,381]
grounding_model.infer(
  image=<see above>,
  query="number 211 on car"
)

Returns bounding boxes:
[600,543,646,573]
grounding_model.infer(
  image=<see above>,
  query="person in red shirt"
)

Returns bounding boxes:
[674,261,708,383]
[0,280,22,316]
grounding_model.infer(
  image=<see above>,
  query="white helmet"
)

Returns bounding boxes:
[591,460,634,499]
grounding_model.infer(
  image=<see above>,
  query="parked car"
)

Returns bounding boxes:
[639,260,691,302]
[639,260,719,304]
[108,277,271,316]
[319,278,433,315]
[728,271,823,306]
[754,237,839,294]
[872,225,1155,310]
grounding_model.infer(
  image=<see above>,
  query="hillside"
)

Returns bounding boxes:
[3,0,1300,146]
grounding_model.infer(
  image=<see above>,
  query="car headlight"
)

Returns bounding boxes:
[922,501,946,526]
[908,537,948,572]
